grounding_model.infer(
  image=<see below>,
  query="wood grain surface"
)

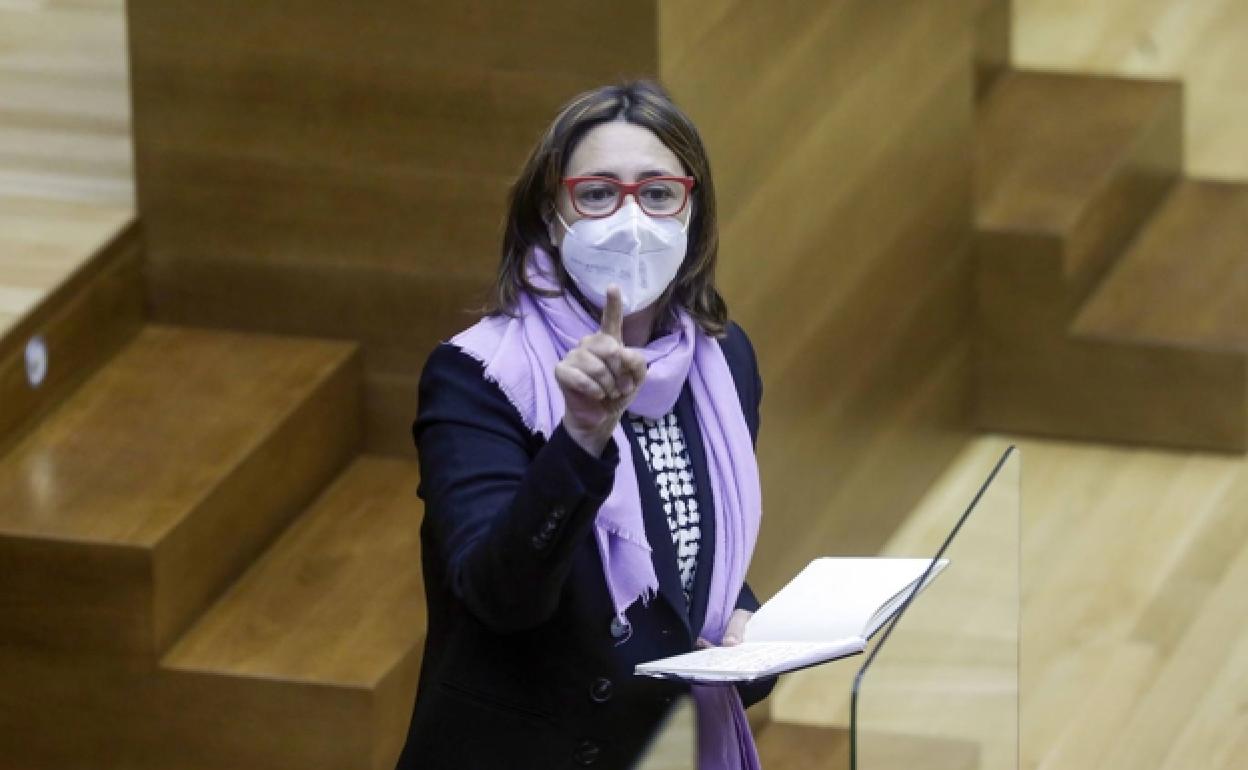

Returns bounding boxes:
[1013,0,1248,181]
[1074,180,1248,353]
[0,324,361,656]
[0,0,134,336]
[663,0,979,605]
[126,0,661,455]
[770,435,1248,770]
[4,2,1248,769]
[974,69,1247,451]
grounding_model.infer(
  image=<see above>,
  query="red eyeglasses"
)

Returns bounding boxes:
[562,176,695,218]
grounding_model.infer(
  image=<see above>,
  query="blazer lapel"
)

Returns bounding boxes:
[623,416,693,641]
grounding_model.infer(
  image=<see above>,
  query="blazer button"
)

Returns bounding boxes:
[574,740,601,766]
[551,505,567,520]
[540,519,559,536]
[589,677,613,703]
[530,533,549,551]
[609,616,629,639]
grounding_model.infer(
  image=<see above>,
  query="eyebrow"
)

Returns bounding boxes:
[580,168,679,180]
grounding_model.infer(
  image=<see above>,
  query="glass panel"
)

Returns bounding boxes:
[633,694,697,770]
[851,444,1020,770]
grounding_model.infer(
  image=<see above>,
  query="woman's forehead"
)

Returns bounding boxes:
[565,121,685,179]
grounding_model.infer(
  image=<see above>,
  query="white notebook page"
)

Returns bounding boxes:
[742,558,940,643]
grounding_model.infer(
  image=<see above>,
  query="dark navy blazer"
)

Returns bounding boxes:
[394,320,776,770]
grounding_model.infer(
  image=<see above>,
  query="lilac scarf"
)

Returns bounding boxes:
[449,247,763,769]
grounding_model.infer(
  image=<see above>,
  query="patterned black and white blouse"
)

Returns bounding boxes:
[627,410,701,607]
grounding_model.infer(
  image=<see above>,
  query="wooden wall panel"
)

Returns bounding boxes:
[975,0,1012,98]
[662,0,979,597]
[127,1,660,454]
[130,0,981,597]
[0,221,144,457]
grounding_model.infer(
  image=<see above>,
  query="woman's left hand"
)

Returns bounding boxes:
[696,609,752,649]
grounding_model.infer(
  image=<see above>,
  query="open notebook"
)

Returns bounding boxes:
[635,557,948,683]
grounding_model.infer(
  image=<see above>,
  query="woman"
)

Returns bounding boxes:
[394,80,774,770]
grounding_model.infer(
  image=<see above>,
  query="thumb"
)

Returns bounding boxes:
[723,609,752,646]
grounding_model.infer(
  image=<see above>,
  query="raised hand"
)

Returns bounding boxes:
[555,285,649,456]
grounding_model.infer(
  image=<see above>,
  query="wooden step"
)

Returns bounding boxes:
[0,194,132,281]
[159,455,424,770]
[755,721,979,770]
[755,722,850,769]
[0,214,142,457]
[1060,180,1248,449]
[972,70,1248,450]
[146,256,489,455]
[0,323,361,656]
[978,179,1248,451]
[976,69,1181,296]
[1074,180,1248,354]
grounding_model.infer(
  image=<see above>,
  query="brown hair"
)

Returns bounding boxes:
[488,79,728,337]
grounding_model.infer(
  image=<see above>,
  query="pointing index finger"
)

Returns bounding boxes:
[601,284,624,342]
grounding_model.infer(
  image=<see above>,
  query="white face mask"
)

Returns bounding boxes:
[556,200,690,315]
